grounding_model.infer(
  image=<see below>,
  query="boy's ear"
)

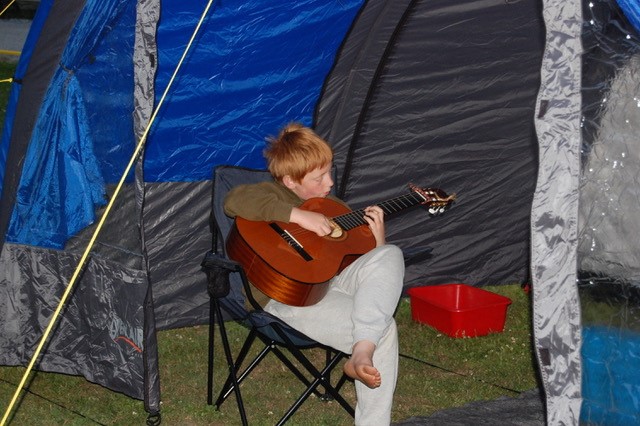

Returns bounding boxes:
[282,175,296,189]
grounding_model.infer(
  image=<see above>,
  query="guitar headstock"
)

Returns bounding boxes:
[409,183,456,215]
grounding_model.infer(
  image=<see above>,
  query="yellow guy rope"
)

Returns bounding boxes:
[0,0,215,424]
[0,0,17,17]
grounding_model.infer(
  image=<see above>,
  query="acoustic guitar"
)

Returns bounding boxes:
[226,184,456,307]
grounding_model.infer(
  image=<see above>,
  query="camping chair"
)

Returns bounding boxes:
[201,165,355,425]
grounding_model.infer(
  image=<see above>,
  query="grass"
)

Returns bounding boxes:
[0,61,15,136]
[0,60,539,424]
[0,284,539,425]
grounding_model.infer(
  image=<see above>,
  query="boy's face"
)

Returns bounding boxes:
[284,163,333,200]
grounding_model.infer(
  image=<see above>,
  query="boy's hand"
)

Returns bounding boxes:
[363,206,386,247]
[290,207,333,236]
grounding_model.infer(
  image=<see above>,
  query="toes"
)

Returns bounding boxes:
[344,362,381,389]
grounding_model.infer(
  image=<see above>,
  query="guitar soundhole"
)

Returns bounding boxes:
[324,226,347,242]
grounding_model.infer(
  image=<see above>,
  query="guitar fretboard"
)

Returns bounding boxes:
[332,191,428,231]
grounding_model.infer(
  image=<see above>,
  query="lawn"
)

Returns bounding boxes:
[0,61,15,135]
[0,283,538,425]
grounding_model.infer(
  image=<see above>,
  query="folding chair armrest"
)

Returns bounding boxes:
[201,251,264,311]
[202,250,242,272]
[201,251,242,298]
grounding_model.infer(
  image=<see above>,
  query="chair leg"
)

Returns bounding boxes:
[322,350,352,400]
[273,351,354,425]
[320,355,355,417]
[267,344,320,394]
[318,349,336,402]
[207,298,215,405]
[313,353,355,417]
[215,329,269,405]
[334,368,351,394]
[269,327,355,424]
[211,299,249,426]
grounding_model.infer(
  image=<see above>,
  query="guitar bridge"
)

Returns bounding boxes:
[269,223,313,261]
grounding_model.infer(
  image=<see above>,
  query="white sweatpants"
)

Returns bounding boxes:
[265,244,405,425]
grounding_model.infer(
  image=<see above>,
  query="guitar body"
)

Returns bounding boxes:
[226,197,376,307]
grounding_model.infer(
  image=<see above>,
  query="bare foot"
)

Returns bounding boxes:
[343,341,381,389]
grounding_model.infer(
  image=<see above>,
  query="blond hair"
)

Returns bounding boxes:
[264,123,333,183]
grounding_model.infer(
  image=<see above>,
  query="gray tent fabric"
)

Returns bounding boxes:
[316,0,544,289]
[135,0,161,413]
[531,0,583,424]
[0,243,148,398]
[393,388,545,425]
[143,181,212,329]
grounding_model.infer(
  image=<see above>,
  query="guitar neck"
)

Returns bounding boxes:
[332,192,427,231]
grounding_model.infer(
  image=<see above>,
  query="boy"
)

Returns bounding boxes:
[224,123,405,425]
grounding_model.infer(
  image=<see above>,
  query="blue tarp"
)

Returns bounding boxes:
[5,0,132,248]
[618,0,640,31]
[581,326,640,425]
[146,0,363,181]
